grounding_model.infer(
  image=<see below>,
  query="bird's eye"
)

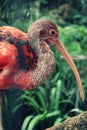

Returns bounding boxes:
[49,30,56,35]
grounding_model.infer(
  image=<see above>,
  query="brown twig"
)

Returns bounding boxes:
[61,55,87,60]
[45,111,87,130]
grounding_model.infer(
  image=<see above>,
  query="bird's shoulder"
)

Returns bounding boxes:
[0,26,38,70]
[0,26,28,43]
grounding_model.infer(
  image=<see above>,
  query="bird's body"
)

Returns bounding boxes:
[0,20,84,100]
[0,26,36,89]
[0,25,55,90]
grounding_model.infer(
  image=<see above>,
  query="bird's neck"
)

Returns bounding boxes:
[15,39,55,90]
[30,39,55,87]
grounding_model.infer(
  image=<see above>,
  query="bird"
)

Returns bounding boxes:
[0,20,84,100]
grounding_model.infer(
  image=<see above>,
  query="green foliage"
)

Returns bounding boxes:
[12,80,62,130]
[1,0,87,28]
[59,25,87,55]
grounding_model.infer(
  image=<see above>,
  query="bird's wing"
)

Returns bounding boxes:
[0,26,37,89]
[0,26,37,69]
[0,40,18,89]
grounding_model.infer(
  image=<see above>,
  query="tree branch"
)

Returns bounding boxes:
[45,111,87,130]
[61,55,87,60]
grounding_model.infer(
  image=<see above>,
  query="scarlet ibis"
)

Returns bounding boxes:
[0,20,84,100]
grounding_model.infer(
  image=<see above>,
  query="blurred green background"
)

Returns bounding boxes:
[0,0,87,130]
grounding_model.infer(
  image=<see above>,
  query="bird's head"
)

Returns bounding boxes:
[28,20,84,100]
[28,20,58,42]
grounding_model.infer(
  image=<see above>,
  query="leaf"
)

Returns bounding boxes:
[12,103,23,113]
[54,117,63,125]
[13,95,41,113]
[49,87,56,111]
[27,112,47,130]
[36,91,47,111]
[46,111,60,118]
[54,80,62,110]
[21,115,33,130]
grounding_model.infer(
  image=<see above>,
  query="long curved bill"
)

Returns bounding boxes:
[54,39,84,101]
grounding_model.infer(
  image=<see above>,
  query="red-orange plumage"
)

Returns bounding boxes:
[0,26,37,89]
